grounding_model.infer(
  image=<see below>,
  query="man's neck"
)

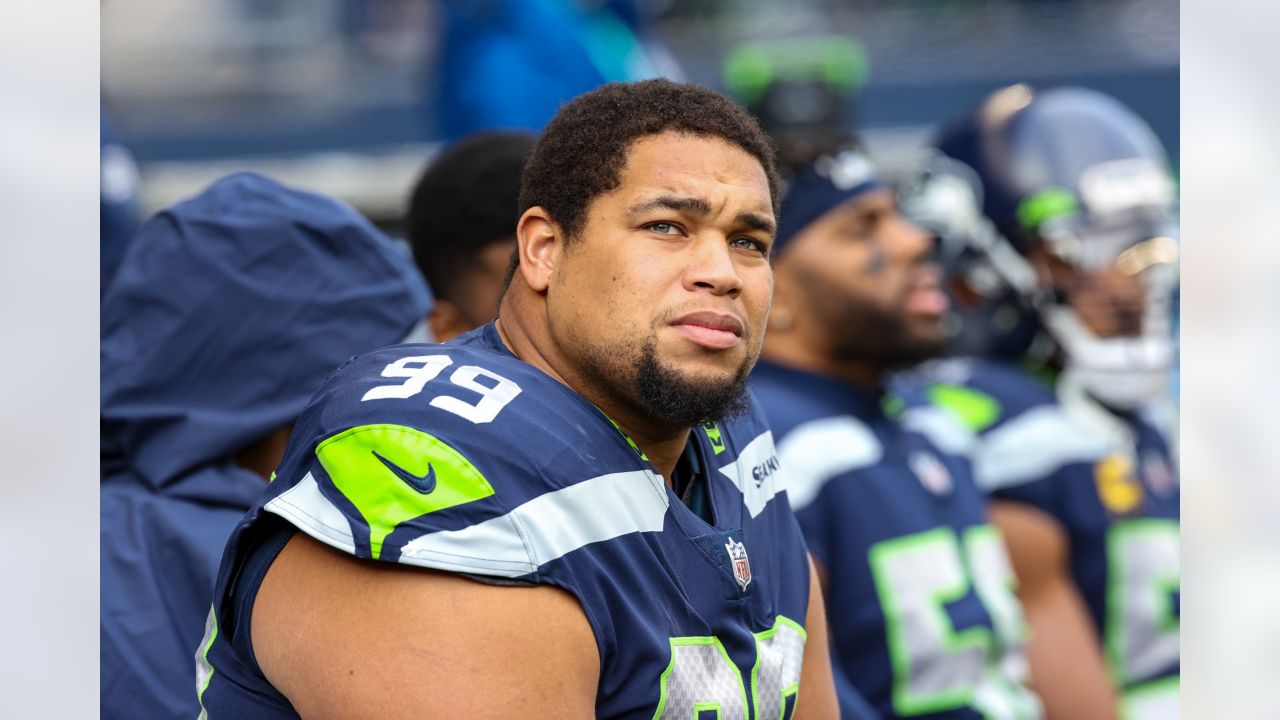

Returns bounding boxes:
[760,338,884,394]
[495,295,691,481]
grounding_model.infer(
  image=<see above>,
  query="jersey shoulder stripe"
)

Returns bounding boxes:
[260,337,661,577]
[900,404,977,456]
[974,405,1108,490]
[399,469,669,576]
[716,429,786,518]
[262,335,793,581]
[775,415,882,510]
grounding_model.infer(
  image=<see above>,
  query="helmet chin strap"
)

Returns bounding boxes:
[1041,305,1174,410]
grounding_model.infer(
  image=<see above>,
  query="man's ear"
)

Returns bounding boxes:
[515,206,563,293]
[768,257,799,332]
[428,299,468,343]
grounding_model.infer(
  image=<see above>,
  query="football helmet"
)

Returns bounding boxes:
[904,84,1179,408]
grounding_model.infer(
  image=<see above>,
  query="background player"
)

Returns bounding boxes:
[196,79,839,718]
[406,131,535,341]
[100,173,432,720]
[750,145,1045,719]
[905,84,1180,719]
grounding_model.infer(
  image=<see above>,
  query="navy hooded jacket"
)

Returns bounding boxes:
[100,173,432,720]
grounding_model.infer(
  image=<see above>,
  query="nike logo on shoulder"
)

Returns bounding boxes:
[372,450,437,494]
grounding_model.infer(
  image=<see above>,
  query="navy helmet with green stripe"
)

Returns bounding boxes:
[933,84,1177,260]
[723,36,869,166]
[905,85,1179,408]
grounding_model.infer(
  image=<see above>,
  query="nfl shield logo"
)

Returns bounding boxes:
[724,538,752,592]
[909,451,952,496]
[1142,451,1177,496]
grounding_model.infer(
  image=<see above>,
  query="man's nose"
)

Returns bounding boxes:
[887,214,935,264]
[684,235,744,297]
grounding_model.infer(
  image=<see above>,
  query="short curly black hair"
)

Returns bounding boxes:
[518,79,781,242]
[407,131,535,300]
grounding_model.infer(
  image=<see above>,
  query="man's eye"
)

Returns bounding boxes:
[730,237,768,255]
[647,222,679,235]
[839,223,872,241]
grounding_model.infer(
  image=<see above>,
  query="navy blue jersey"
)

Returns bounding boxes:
[197,323,814,719]
[751,361,1041,720]
[751,361,1042,720]
[919,359,1179,719]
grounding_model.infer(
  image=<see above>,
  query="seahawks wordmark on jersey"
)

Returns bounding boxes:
[752,360,1043,720]
[197,323,814,719]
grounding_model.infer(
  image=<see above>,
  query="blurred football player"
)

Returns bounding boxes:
[196,79,839,718]
[406,130,535,341]
[100,174,432,720]
[750,146,1044,719]
[905,84,1180,720]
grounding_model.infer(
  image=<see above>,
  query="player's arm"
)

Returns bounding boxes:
[252,532,599,719]
[988,500,1119,720]
[793,553,840,719]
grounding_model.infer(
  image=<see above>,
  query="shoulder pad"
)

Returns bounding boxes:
[775,414,882,511]
[260,343,670,578]
[913,358,1058,434]
[971,404,1109,491]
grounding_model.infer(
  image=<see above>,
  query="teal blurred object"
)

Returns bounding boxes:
[435,0,681,140]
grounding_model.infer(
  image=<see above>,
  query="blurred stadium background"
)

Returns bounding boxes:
[102,0,1177,233]
[17,1,1280,717]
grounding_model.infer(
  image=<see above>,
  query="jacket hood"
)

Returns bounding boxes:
[101,173,432,502]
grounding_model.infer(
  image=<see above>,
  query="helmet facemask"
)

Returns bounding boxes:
[903,151,1180,409]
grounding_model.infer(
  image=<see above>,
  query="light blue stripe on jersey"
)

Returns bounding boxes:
[266,433,798,578]
[265,471,359,554]
[399,468,665,573]
[400,469,670,576]
[901,406,978,456]
[774,417,883,511]
[973,406,1108,491]
[268,467,672,577]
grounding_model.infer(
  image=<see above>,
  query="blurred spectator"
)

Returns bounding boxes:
[433,0,681,139]
[100,109,140,295]
[100,173,432,720]
[406,130,534,340]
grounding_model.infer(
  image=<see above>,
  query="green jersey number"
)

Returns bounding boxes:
[1106,520,1179,720]
[654,616,806,720]
[869,526,1042,719]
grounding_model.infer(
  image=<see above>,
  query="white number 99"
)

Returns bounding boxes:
[361,355,522,425]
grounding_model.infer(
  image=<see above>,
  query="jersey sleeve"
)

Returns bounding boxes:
[257,344,597,582]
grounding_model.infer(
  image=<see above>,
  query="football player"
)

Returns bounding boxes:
[196,79,839,718]
[750,146,1044,719]
[406,131,536,341]
[905,84,1180,720]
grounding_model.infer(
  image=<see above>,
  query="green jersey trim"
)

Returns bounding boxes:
[315,424,495,559]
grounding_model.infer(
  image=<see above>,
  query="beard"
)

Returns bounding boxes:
[576,331,753,429]
[794,264,946,371]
